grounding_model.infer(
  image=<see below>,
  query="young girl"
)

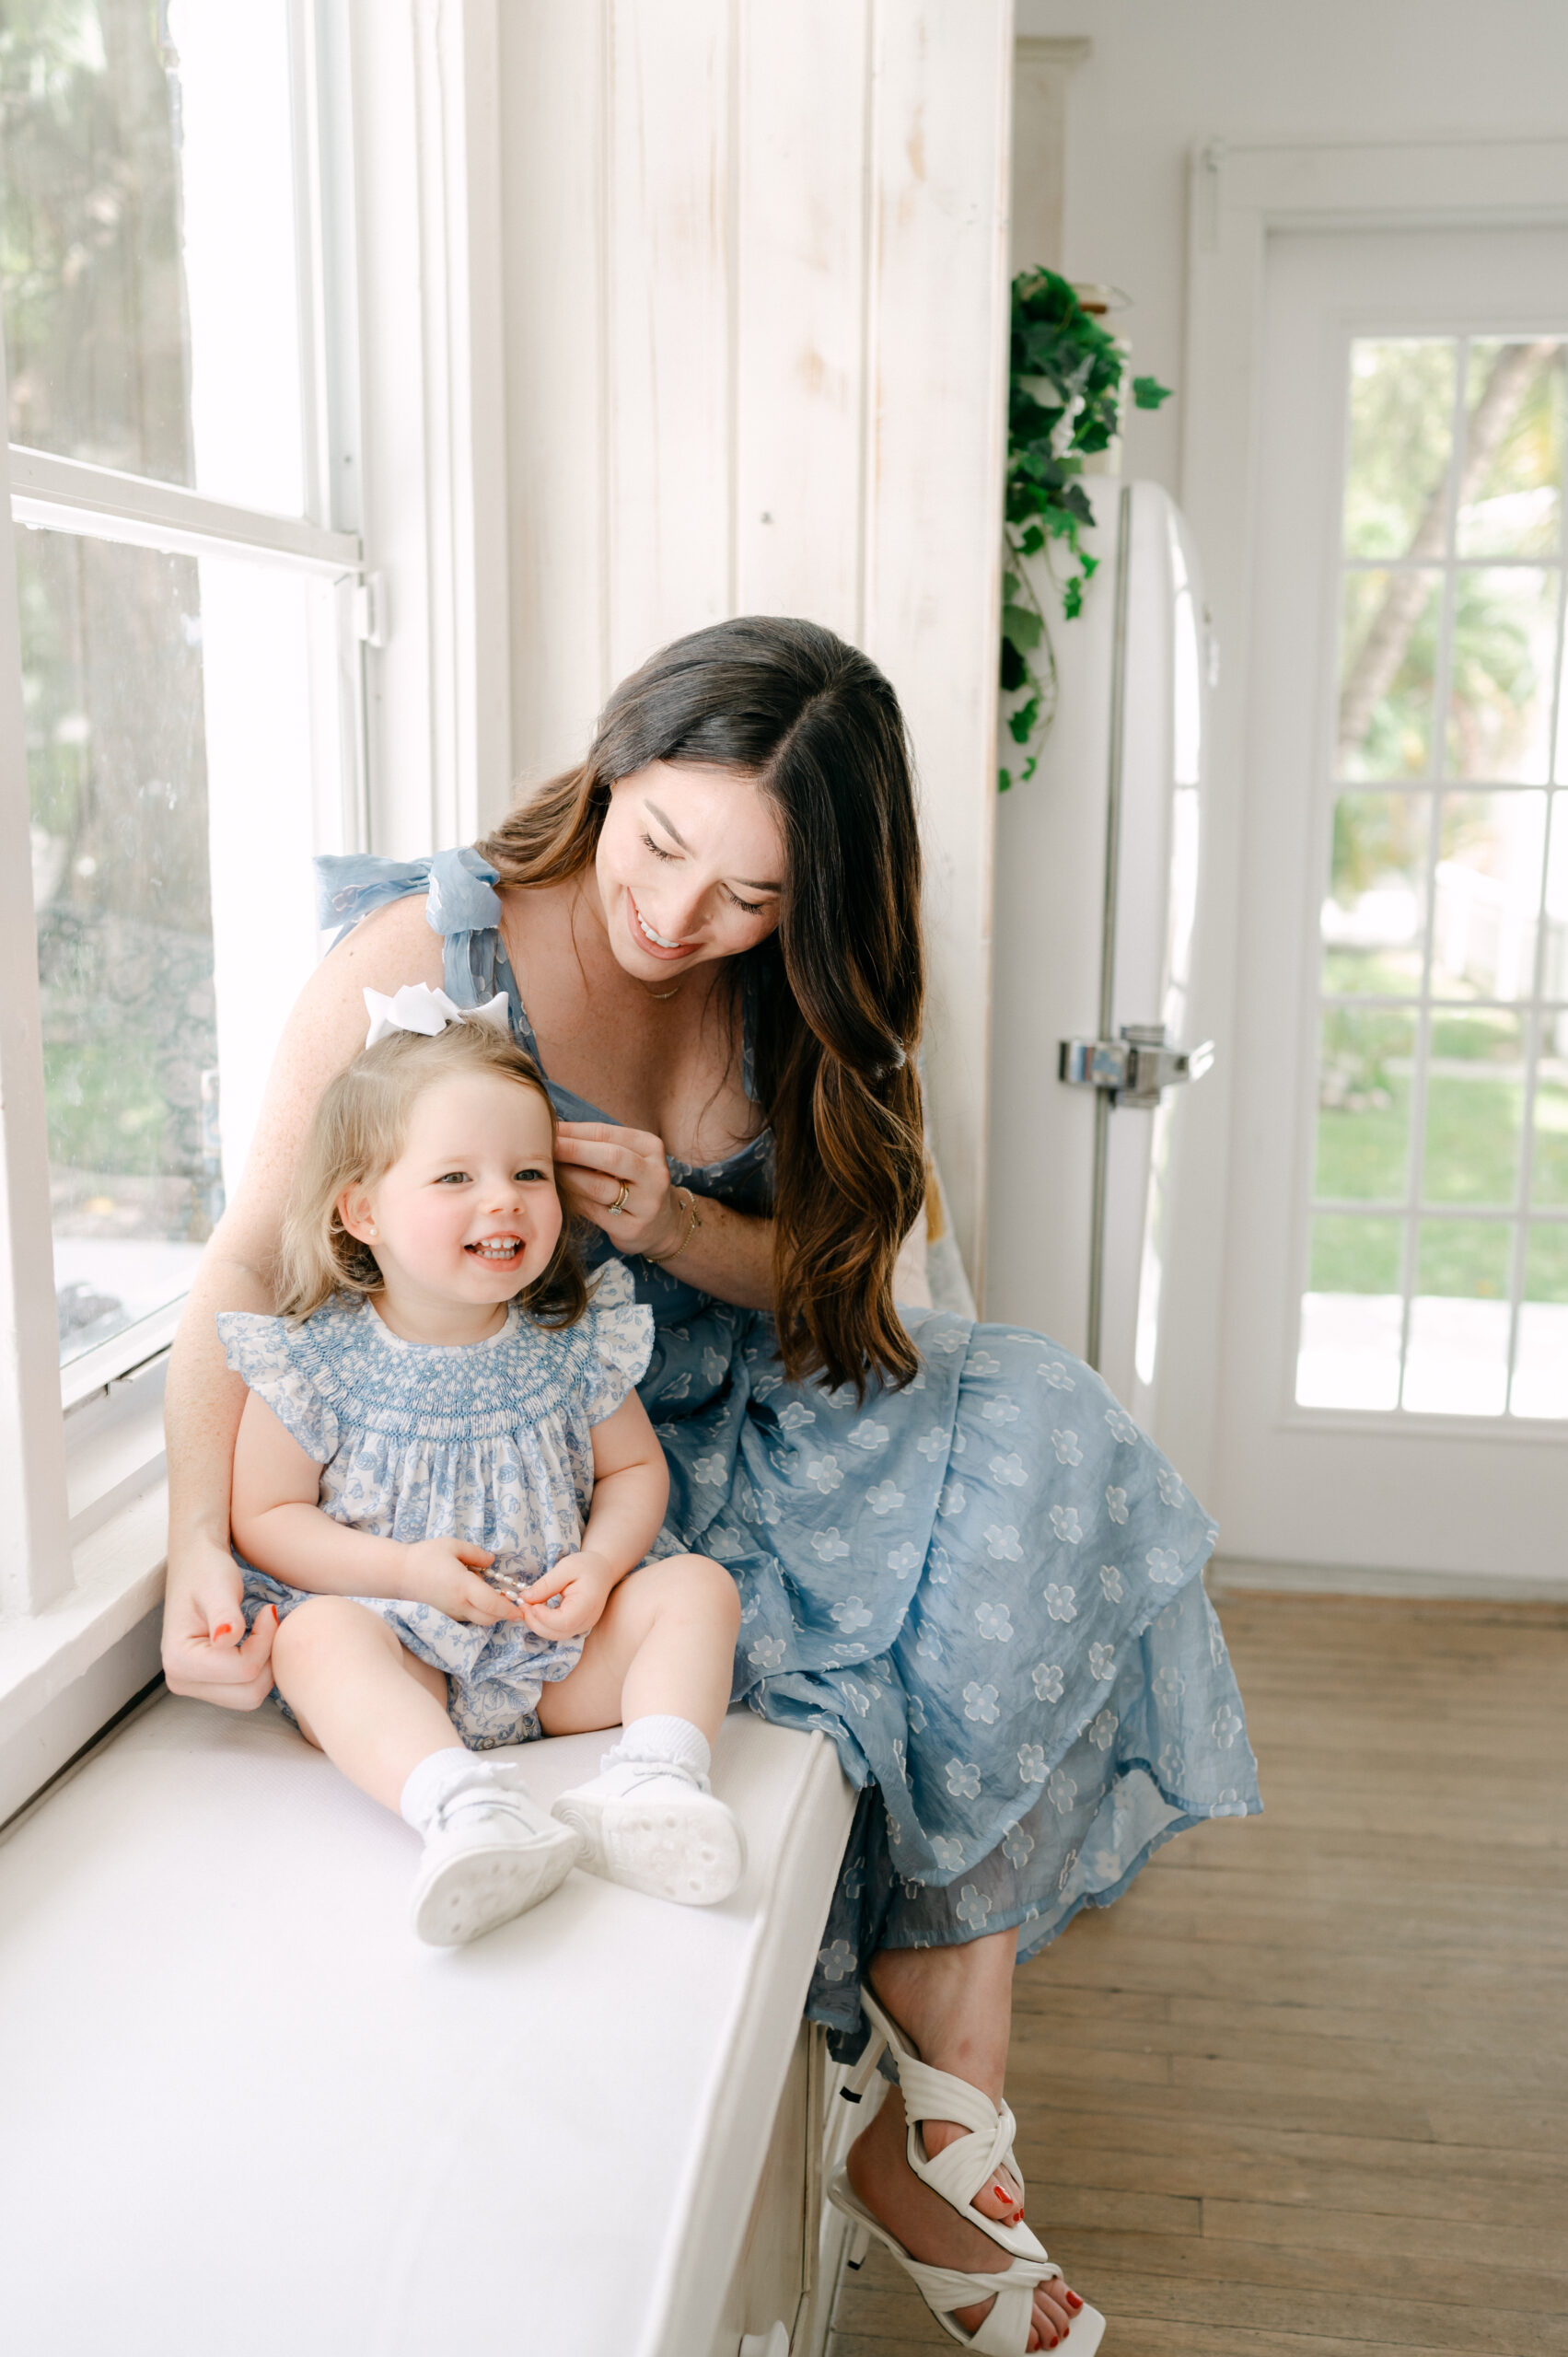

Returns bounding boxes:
[219,983,745,1946]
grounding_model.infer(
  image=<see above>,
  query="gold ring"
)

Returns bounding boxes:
[609,1180,632,1215]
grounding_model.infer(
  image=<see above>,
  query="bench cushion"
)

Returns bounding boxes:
[0,1693,854,2356]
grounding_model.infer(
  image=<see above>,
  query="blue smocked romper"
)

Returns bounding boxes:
[315,849,1261,2048]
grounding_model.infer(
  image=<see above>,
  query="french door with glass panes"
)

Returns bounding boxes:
[1214,226,1568,1581]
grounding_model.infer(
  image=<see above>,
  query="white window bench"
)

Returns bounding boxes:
[0,1693,863,2357]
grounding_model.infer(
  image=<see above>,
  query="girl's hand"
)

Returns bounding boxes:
[553,1121,685,1257]
[161,1537,279,1709]
[517,1549,618,1640]
[403,1538,525,1625]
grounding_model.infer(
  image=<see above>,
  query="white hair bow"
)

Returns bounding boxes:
[362,982,512,1050]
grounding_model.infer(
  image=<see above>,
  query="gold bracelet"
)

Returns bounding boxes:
[645,1184,703,1265]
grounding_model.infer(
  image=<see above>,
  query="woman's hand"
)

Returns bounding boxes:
[161,1538,279,1709]
[402,1538,525,1626]
[553,1121,685,1257]
[515,1550,617,1641]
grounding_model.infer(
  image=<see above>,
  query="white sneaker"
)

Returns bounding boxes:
[410,1770,581,1947]
[552,1762,746,1907]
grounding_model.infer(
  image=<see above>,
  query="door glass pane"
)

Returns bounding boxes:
[1403,1221,1511,1415]
[1321,794,1429,994]
[1421,1010,1525,1205]
[1296,1215,1403,1410]
[1299,326,1568,1422]
[1431,792,1547,1000]
[1531,1029,1568,1206]
[0,0,305,514]
[1446,567,1560,784]
[1336,570,1443,780]
[1512,1225,1568,1418]
[1342,339,1456,560]
[1456,340,1566,561]
[1314,1009,1414,1200]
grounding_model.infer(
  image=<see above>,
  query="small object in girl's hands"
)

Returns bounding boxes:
[546,1595,563,1609]
[213,1623,233,1639]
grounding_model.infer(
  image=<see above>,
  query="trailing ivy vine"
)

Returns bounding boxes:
[1000,270,1172,790]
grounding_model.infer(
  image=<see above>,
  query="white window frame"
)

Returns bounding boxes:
[0,0,510,1823]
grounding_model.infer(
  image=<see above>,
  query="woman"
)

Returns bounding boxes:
[162,616,1258,2353]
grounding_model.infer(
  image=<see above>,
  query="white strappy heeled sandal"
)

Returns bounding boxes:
[833,1986,1107,2352]
[827,2172,1104,2354]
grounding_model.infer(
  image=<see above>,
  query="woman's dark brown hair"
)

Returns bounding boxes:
[276,1022,589,1330]
[477,616,925,1394]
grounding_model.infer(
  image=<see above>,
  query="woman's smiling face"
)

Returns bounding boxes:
[594,762,785,980]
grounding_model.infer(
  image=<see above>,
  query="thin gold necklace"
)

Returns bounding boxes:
[639,978,683,1001]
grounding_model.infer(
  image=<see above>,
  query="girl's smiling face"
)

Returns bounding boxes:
[594,761,785,981]
[337,1072,562,1340]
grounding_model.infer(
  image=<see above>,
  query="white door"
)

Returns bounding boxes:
[988,482,1213,1427]
[1215,226,1568,1579]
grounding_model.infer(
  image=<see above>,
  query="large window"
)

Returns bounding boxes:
[1297,333,1568,1418]
[3,0,362,1394]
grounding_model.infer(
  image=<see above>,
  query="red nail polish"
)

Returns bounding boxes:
[213,1623,233,1638]
[1066,2293,1083,2310]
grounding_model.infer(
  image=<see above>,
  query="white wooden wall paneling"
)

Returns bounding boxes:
[861,0,1015,1292]
[735,0,869,637]
[606,0,735,683]
[499,0,610,799]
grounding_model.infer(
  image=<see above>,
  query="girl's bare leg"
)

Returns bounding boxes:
[847,1934,1084,2352]
[535,1555,740,1744]
[272,1596,457,1810]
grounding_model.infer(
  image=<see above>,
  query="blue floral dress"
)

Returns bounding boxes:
[221,1262,654,1747]
[316,849,1260,2048]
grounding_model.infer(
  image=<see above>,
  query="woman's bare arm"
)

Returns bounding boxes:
[553,1121,776,1310]
[161,895,446,1704]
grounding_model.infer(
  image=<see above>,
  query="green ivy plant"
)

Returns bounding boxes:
[1000,270,1172,790]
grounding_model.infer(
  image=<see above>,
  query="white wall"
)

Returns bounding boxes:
[1015,0,1568,492]
[495,1,1016,1285]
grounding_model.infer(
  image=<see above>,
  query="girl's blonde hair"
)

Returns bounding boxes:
[275,1021,589,1328]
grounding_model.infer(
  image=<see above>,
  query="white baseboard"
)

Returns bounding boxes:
[1209,1555,1568,1606]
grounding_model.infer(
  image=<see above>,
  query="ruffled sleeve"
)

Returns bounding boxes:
[216,1311,341,1464]
[575,1258,656,1425]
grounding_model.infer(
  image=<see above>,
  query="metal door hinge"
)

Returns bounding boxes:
[1059,1023,1215,1109]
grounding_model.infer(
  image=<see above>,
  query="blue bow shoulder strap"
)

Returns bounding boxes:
[314,848,519,1030]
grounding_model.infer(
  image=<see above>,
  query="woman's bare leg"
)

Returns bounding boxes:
[846,1933,1084,2351]
[272,1596,457,1811]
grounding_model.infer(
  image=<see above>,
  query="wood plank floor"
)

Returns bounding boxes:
[827,1591,1568,2356]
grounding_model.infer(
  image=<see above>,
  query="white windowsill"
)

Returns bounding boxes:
[0,1481,168,1823]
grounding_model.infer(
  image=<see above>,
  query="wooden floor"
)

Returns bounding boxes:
[827,1591,1568,2356]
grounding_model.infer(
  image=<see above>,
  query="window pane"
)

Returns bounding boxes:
[22,525,333,1365]
[1314,1008,1414,1200]
[1421,1010,1525,1206]
[23,528,215,1361]
[1445,566,1559,784]
[1321,793,1429,994]
[1456,341,1566,562]
[1295,1215,1402,1410]
[1336,568,1442,780]
[1342,339,1456,561]
[0,0,305,513]
[1431,791,1547,1000]
[1403,1220,1511,1415]
[1512,1225,1568,1419]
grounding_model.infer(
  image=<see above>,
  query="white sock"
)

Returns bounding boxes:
[597,1714,712,1792]
[399,1746,483,1833]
